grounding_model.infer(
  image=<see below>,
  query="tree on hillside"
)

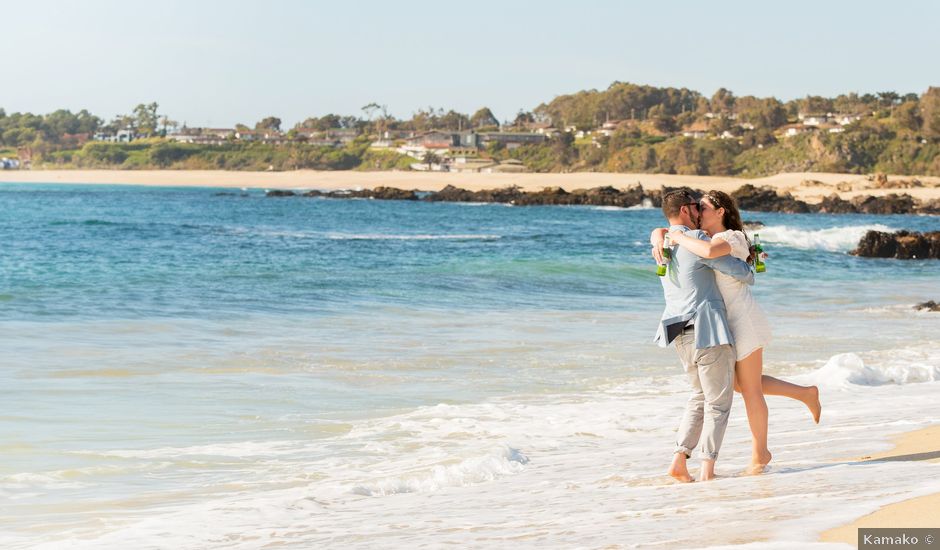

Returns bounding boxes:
[438,110,470,131]
[300,114,343,130]
[799,95,834,115]
[133,102,159,136]
[513,110,535,128]
[833,93,868,115]
[736,97,787,129]
[255,117,282,132]
[709,88,735,113]
[471,107,499,129]
[159,116,178,136]
[893,101,922,132]
[648,104,676,133]
[877,91,901,108]
[920,87,940,138]
[107,113,137,133]
[361,102,380,122]
[421,151,440,170]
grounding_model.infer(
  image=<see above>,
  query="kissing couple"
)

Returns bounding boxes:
[652,189,821,482]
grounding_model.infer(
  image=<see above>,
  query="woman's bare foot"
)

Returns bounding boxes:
[745,449,772,475]
[804,386,822,424]
[668,453,693,483]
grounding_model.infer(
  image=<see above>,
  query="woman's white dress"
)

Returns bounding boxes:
[712,230,772,361]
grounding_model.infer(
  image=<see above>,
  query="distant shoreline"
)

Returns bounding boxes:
[2,169,939,204]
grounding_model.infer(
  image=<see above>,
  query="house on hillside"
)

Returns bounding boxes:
[93,128,137,142]
[800,114,829,127]
[779,124,812,138]
[204,128,235,139]
[477,132,546,150]
[705,112,737,120]
[833,113,863,126]
[326,128,359,145]
[681,121,709,139]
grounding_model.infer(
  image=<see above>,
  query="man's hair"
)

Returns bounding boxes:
[661,189,698,219]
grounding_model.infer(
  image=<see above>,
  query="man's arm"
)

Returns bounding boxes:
[702,254,754,285]
[687,230,754,285]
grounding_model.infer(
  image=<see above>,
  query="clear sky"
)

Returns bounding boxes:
[2,0,937,128]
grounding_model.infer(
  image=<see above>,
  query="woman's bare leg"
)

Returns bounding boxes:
[761,375,822,424]
[736,349,772,474]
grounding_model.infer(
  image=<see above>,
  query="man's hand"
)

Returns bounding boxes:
[650,228,667,264]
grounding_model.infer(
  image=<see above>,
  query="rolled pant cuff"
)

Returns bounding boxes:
[699,451,719,461]
[675,446,694,458]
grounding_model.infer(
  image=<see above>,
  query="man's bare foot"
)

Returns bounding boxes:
[698,459,716,481]
[804,386,822,424]
[668,453,693,483]
[745,449,772,475]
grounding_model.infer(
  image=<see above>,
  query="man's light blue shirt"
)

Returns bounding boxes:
[654,225,755,350]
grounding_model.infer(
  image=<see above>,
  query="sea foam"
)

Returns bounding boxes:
[754,223,894,252]
[350,445,529,496]
[804,345,940,388]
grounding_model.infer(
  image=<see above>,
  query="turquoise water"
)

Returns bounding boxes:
[2,183,939,548]
[2,183,937,419]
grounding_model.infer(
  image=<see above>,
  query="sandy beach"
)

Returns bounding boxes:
[2,169,939,204]
[820,425,940,546]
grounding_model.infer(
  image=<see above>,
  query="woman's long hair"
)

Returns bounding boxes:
[704,190,754,263]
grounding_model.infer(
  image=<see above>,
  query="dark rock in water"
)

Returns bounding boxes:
[513,186,571,206]
[916,198,940,215]
[731,184,816,213]
[425,183,648,207]
[850,193,917,215]
[369,186,418,200]
[743,220,765,229]
[914,301,940,312]
[266,190,296,197]
[817,193,858,214]
[851,230,940,259]
[341,189,375,199]
[425,184,481,202]
[303,190,324,197]
[483,186,526,203]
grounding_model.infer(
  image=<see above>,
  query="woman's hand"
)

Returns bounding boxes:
[667,229,686,242]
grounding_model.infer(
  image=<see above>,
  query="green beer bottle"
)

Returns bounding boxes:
[753,233,766,273]
[656,235,671,276]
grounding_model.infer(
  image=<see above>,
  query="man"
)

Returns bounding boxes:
[654,190,754,482]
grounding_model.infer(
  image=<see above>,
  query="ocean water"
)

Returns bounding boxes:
[1,183,938,549]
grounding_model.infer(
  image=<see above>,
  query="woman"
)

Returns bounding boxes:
[651,190,821,475]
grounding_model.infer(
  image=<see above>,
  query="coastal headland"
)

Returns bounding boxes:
[2,169,940,205]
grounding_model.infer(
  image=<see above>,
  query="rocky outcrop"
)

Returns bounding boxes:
[264,183,939,216]
[424,184,646,206]
[817,193,858,214]
[731,184,816,213]
[850,193,917,215]
[851,230,940,259]
[369,186,418,200]
[424,184,479,202]
[915,198,940,215]
[914,301,940,312]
